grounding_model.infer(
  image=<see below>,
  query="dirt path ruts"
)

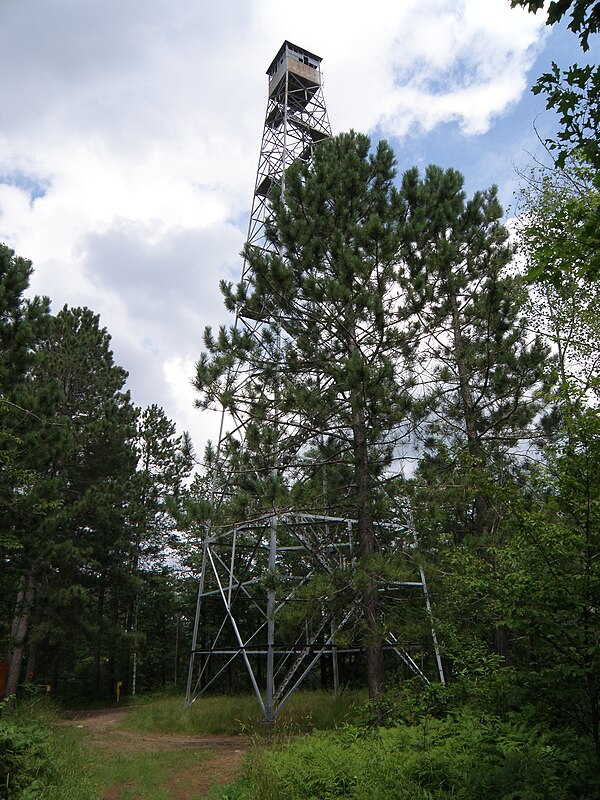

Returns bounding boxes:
[64,707,248,798]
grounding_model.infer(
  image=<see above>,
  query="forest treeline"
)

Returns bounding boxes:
[3,131,598,733]
[0,275,198,701]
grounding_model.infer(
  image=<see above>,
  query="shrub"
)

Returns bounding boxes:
[0,702,96,800]
[0,718,52,798]
[215,712,598,800]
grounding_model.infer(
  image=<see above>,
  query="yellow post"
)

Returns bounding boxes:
[116,680,123,703]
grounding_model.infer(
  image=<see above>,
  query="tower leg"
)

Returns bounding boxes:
[264,514,277,723]
[331,619,340,698]
[185,534,209,708]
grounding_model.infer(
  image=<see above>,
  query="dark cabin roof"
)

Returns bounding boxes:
[266,40,322,76]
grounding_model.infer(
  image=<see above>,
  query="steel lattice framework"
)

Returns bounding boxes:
[245,41,331,259]
[185,42,444,722]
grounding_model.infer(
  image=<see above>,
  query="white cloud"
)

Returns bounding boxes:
[0,0,549,461]
[163,356,223,460]
[330,0,546,138]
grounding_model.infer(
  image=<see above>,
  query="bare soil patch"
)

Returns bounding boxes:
[63,707,248,798]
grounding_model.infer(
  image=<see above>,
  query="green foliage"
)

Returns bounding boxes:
[1,245,52,640]
[0,716,52,798]
[510,2,600,280]
[196,131,415,510]
[509,0,600,50]
[0,706,96,799]
[195,130,426,698]
[496,407,600,752]
[131,403,193,564]
[194,133,547,699]
[0,244,50,393]
[0,294,177,702]
[401,165,549,546]
[417,399,600,755]
[351,679,452,728]
[219,712,597,800]
[533,62,600,173]
[517,160,600,289]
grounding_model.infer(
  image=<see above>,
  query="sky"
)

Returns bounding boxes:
[0,0,596,464]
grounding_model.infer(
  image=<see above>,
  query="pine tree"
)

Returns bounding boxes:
[4,305,138,698]
[130,404,193,570]
[401,166,550,543]
[195,131,419,699]
[124,404,192,694]
[1,245,53,699]
[0,244,51,548]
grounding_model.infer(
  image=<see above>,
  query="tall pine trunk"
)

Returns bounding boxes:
[25,640,38,684]
[5,573,35,698]
[449,289,491,538]
[352,400,385,700]
[93,581,105,693]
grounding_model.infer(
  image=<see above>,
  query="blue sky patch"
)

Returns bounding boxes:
[0,171,50,203]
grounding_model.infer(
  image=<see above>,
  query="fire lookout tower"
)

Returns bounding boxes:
[184,42,444,724]
[245,40,331,259]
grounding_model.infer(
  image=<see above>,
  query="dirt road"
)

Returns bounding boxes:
[65,708,248,799]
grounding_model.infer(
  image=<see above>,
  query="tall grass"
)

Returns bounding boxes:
[45,726,98,799]
[121,689,365,736]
